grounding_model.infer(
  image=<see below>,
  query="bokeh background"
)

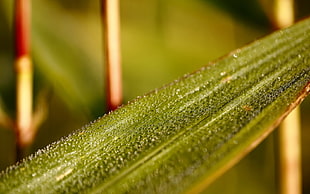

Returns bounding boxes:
[0,0,309,193]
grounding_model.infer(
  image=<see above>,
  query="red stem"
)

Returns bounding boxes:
[15,0,30,58]
[102,0,123,111]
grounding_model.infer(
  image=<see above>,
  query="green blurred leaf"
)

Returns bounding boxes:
[1,18,310,193]
[32,1,104,116]
[0,0,104,117]
[0,0,268,118]
[204,0,270,27]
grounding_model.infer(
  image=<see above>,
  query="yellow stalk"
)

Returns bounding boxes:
[274,0,294,28]
[279,107,302,194]
[15,55,33,147]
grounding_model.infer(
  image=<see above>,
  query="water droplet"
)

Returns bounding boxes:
[194,87,200,92]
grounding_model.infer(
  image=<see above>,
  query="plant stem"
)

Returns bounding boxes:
[274,0,302,194]
[278,107,302,194]
[273,0,294,28]
[14,0,33,160]
[102,0,123,111]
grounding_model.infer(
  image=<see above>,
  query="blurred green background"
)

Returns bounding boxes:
[0,0,309,193]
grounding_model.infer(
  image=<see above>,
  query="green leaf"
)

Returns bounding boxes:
[1,18,310,193]
[203,0,270,27]
[0,0,105,116]
[31,1,104,116]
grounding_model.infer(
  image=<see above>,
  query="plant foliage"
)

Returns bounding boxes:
[0,17,310,194]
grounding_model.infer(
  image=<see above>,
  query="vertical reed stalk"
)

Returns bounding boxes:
[274,0,294,28]
[14,0,33,160]
[102,0,123,111]
[278,107,302,194]
[274,1,302,194]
